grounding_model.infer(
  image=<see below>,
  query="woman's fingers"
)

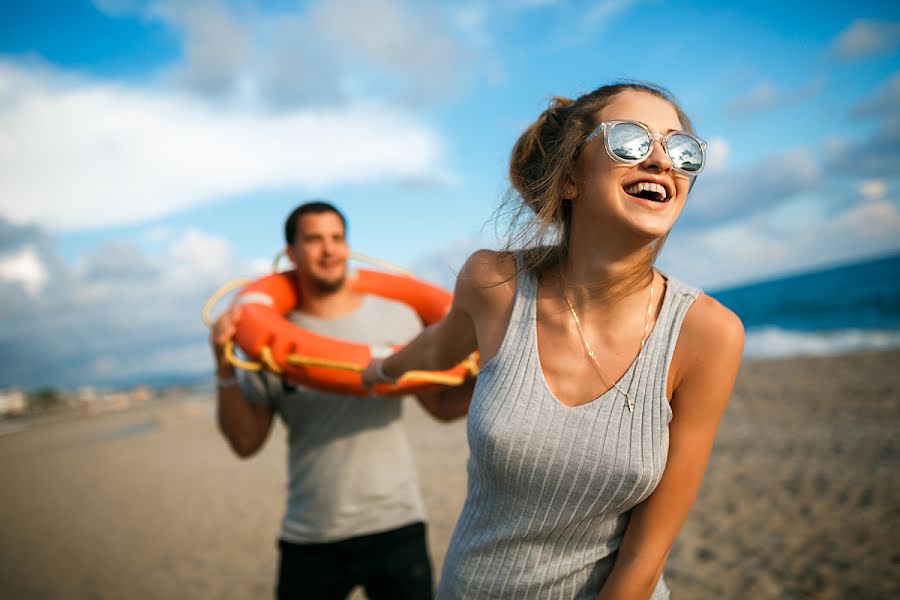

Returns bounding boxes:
[360,359,381,389]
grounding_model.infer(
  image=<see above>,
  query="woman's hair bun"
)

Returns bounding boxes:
[542,96,574,127]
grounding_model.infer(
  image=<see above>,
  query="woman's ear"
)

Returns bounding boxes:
[563,178,577,200]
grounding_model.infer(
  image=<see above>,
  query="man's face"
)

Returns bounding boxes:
[286,211,349,293]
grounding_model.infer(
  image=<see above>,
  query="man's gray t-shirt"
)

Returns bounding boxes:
[241,295,426,544]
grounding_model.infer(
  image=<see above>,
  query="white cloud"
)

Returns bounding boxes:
[454,4,488,29]
[89,341,216,381]
[0,60,447,231]
[80,239,159,280]
[660,220,789,289]
[859,179,887,202]
[116,0,483,107]
[830,197,900,241]
[704,136,730,173]
[0,221,256,388]
[249,257,274,276]
[452,4,493,49]
[317,0,481,100]
[728,81,778,114]
[662,195,900,289]
[141,226,175,244]
[685,148,820,226]
[852,73,900,117]
[523,0,645,47]
[728,78,825,117]
[0,246,48,296]
[166,228,237,281]
[151,0,255,99]
[828,74,900,178]
[412,231,498,289]
[833,18,900,60]
[91,0,139,17]
[583,0,639,29]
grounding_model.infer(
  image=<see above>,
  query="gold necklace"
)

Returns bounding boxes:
[560,272,655,412]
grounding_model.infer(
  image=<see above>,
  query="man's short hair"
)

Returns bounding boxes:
[284,201,348,245]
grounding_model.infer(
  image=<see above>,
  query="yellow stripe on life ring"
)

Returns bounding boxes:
[286,354,364,372]
[260,346,283,374]
[400,370,467,386]
[224,340,262,372]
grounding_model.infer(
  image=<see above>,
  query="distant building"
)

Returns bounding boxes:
[0,389,27,417]
[77,387,98,400]
[77,386,99,414]
[111,392,132,410]
[131,386,152,403]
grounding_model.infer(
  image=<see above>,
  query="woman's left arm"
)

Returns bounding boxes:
[597,295,745,600]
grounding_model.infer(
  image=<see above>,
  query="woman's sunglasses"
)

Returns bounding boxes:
[585,120,707,176]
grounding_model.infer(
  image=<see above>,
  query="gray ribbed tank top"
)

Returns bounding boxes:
[437,255,700,600]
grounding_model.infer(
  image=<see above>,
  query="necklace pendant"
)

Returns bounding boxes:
[560,272,654,417]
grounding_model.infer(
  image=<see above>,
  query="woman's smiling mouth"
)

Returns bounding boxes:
[623,181,668,202]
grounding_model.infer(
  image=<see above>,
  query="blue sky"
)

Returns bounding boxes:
[1,0,898,389]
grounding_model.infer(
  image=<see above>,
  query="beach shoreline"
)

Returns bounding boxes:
[1,349,897,599]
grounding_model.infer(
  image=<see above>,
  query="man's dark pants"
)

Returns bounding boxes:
[276,521,432,600]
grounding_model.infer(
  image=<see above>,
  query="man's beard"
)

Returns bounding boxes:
[309,274,346,294]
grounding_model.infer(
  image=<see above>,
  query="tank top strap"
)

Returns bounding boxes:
[511,250,540,323]
[641,273,702,393]
[482,251,540,371]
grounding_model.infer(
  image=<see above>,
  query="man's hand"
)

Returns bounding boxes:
[209,305,274,458]
[210,307,241,373]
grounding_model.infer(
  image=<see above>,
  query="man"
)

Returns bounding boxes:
[210,201,472,599]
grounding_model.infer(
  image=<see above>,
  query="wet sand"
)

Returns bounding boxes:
[0,349,897,599]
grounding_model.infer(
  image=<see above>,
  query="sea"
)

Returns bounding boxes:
[708,252,900,358]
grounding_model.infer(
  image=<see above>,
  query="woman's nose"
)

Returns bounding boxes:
[641,138,673,172]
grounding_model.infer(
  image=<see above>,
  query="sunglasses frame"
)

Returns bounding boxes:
[585,120,708,177]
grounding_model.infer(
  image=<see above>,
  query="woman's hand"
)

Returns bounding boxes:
[361,357,398,389]
[360,358,382,389]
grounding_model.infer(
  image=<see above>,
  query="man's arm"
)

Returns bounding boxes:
[415,377,476,422]
[211,307,275,458]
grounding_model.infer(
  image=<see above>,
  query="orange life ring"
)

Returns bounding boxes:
[231,269,478,396]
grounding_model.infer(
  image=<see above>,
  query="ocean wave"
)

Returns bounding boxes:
[743,327,900,358]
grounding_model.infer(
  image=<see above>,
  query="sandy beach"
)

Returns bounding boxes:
[1,349,897,599]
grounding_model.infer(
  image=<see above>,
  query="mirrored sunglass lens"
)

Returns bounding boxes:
[667,134,703,172]
[608,123,650,160]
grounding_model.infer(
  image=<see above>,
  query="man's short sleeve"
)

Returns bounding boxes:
[238,370,282,409]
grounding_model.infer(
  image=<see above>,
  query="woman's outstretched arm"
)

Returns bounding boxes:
[362,249,516,387]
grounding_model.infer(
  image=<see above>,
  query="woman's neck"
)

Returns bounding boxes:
[558,235,656,306]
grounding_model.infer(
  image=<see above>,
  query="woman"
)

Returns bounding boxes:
[363,82,744,599]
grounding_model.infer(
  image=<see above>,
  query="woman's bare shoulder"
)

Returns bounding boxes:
[453,249,519,317]
[456,249,518,294]
[684,293,744,346]
[676,293,745,378]
[461,249,517,278]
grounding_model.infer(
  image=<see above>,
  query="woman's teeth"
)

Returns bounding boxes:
[624,181,667,202]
